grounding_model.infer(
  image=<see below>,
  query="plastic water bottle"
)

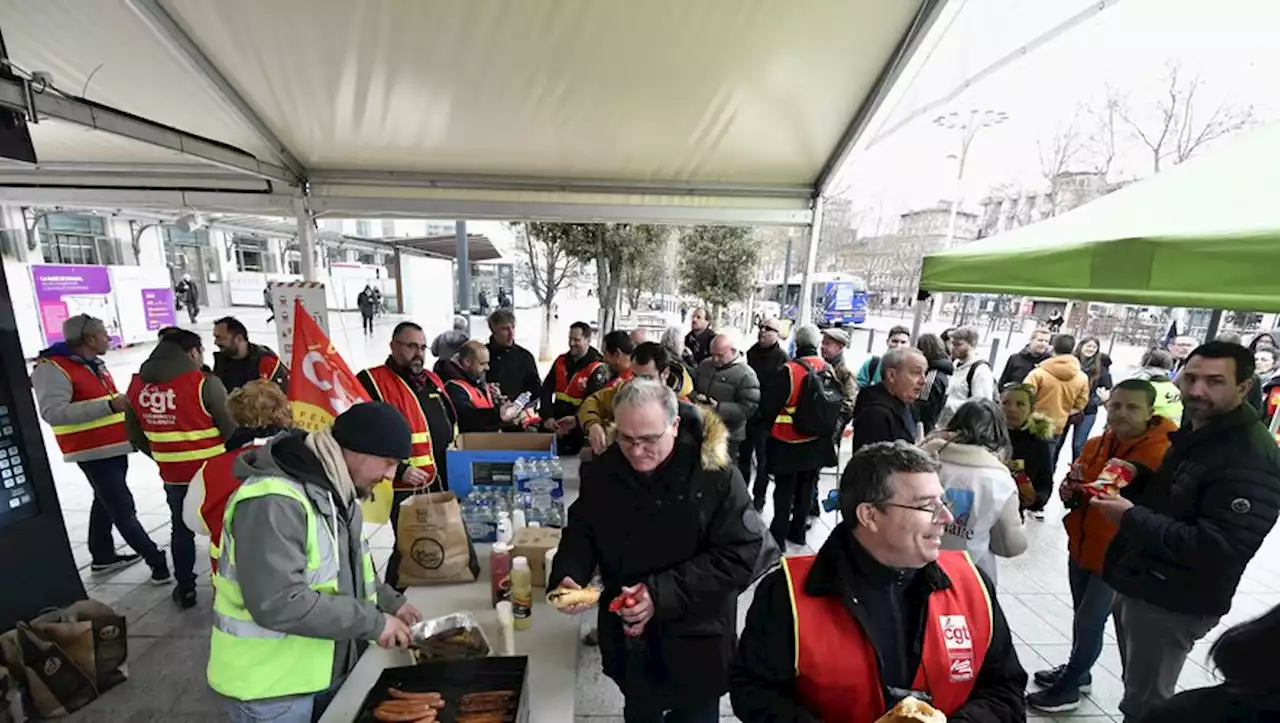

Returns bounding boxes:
[496,511,513,545]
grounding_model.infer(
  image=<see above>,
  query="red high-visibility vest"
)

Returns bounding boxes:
[196,443,260,574]
[257,353,282,383]
[783,551,993,722]
[127,370,226,483]
[606,367,635,390]
[770,357,825,442]
[40,356,129,458]
[446,377,495,409]
[553,356,604,407]
[364,365,441,490]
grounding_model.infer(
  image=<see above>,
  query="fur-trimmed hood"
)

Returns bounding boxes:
[1020,412,1055,440]
[604,401,731,471]
[920,436,1008,471]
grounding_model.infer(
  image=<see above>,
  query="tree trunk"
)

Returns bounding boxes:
[539,298,554,361]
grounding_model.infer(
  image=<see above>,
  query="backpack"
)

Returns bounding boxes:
[966,360,996,400]
[791,359,845,437]
[867,355,881,385]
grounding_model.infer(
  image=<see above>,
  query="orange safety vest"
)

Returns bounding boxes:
[553,355,604,407]
[771,357,825,443]
[606,367,635,390]
[196,444,259,575]
[40,356,130,458]
[127,370,226,484]
[783,551,993,722]
[446,377,495,409]
[364,365,440,490]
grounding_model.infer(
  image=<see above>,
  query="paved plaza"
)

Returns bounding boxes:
[34,307,1267,722]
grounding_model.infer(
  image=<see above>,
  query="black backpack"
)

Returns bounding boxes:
[790,359,845,437]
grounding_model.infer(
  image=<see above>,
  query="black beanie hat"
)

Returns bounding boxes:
[331,402,411,460]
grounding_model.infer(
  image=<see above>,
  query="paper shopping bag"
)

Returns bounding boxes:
[0,599,127,717]
[395,491,480,585]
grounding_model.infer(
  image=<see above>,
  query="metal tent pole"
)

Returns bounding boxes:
[294,195,317,282]
[797,197,824,330]
[456,220,470,320]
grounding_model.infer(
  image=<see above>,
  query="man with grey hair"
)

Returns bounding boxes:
[939,326,996,428]
[731,440,1027,721]
[430,314,470,365]
[849,346,927,455]
[694,330,761,459]
[758,325,837,547]
[551,377,766,721]
[32,314,169,579]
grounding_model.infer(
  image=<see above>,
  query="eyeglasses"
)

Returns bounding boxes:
[882,499,951,523]
[617,430,669,449]
[759,326,779,334]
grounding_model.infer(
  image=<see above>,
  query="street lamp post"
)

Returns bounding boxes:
[929,108,1007,320]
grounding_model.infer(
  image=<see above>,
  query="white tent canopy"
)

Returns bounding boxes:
[0,0,943,226]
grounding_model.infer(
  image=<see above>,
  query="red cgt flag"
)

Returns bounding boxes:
[288,299,369,431]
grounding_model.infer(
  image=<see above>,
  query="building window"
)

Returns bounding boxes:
[355,220,373,238]
[356,251,375,265]
[232,236,275,273]
[326,245,347,264]
[37,213,118,265]
[285,251,302,275]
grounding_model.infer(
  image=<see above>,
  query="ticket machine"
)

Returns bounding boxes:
[0,262,84,630]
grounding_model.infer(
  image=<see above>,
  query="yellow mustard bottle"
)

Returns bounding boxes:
[511,556,533,631]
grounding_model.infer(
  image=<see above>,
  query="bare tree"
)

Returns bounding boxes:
[516,223,581,360]
[1084,86,1123,178]
[1118,61,1253,174]
[1037,108,1086,216]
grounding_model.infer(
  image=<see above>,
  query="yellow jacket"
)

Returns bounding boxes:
[1025,354,1090,435]
[579,362,693,431]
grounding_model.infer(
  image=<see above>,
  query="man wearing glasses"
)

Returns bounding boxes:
[358,321,458,590]
[551,378,766,723]
[730,440,1027,722]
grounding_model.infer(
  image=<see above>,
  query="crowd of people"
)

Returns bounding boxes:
[28,303,1280,722]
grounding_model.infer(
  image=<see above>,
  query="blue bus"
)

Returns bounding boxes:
[757,273,868,327]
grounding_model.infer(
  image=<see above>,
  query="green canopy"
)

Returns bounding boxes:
[919,125,1280,311]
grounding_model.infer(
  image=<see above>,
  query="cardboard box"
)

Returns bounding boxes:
[511,526,561,588]
[447,432,555,499]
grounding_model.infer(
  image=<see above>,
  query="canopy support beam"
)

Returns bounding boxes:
[0,77,297,187]
[797,197,824,328]
[123,0,306,183]
[813,0,947,196]
[310,170,812,200]
[294,195,317,282]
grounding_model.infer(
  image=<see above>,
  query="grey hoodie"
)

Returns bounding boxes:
[229,431,406,685]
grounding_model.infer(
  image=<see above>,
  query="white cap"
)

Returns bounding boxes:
[492,542,510,554]
[528,522,541,528]
[512,556,529,570]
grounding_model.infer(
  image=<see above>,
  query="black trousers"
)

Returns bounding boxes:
[737,426,769,506]
[361,312,375,334]
[770,470,819,546]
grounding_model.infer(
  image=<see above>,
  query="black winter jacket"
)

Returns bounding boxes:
[213,343,290,394]
[729,526,1027,723]
[746,341,788,426]
[549,407,765,708]
[998,346,1050,387]
[1078,352,1113,415]
[850,383,916,456]
[757,346,836,474]
[485,339,541,404]
[914,357,954,435]
[1104,402,1280,616]
[685,327,716,366]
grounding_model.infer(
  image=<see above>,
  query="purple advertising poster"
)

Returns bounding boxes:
[30,265,123,346]
[141,288,177,330]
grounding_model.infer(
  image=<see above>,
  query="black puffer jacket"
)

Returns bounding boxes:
[998,346,1050,387]
[549,406,765,709]
[1104,403,1280,617]
[914,357,954,435]
[746,341,788,427]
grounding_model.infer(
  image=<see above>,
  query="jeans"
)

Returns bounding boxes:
[1051,434,1067,467]
[770,470,818,546]
[1113,594,1219,722]
[738,426,769,507]
[1070,413,1098,461]
[1060,559,1116,688]
[224,679,343,723]
[384,489,414,590]
[623,698,720,723]
[78,456,164,567]
[166,483,196,591]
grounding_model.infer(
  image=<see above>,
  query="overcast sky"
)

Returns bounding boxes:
[831,0,1280,233]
